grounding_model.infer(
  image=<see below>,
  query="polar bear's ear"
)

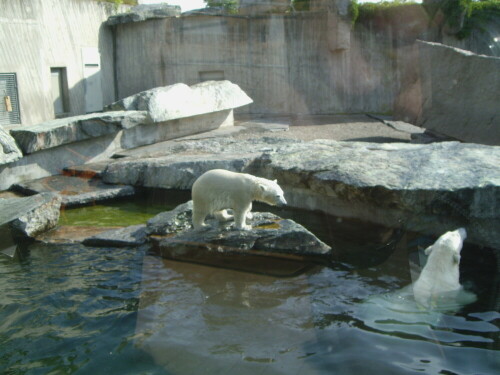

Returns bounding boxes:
[259,184,266,192]
[273,179,277,183]
[424,245,433,255]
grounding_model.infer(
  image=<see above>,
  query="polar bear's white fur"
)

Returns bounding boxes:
[412,228,471,308]
[191,169,287,230]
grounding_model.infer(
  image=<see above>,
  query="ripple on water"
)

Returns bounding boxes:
[0,234,498,375]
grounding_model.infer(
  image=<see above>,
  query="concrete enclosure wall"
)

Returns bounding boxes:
[113,13,398,115]
[395,41,500,145]
[0,0,125,126]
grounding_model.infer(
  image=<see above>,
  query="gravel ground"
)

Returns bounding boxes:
[234,114,414,143]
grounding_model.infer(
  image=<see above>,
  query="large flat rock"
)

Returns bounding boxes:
[148,201,332,266]
[9,111,148,154]
[102,137,500,248]
[11,175,135,207]
[0,125,22,165]
[105,81,253,123]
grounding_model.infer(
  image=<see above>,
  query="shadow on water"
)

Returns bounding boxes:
[0,189,499,374]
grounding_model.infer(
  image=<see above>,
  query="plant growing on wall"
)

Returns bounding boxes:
[205,0,239,14]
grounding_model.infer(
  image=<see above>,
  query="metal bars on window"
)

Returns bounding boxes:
[0,73,21,126]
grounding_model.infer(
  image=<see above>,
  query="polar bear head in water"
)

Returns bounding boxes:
[412,228,474,308]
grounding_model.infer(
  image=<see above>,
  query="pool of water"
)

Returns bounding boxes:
[1,191,498,374]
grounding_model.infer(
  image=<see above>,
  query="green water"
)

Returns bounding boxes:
[58,189,190,227]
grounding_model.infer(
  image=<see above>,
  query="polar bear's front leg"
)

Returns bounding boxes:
[192,207,209,230]
[234,204,252,230]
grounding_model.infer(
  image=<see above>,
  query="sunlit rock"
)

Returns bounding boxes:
[0,125,22,165]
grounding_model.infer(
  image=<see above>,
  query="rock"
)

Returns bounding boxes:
[3,193,62,238]
[411,41,499,146]
[83,225,148,247]
[106,4,181,26]
[11,175,135,207]
[36,226,121,244]
[103,135,500,248]
[149,201,332,263]
[105,81,253,123]
[9,111,148,154]
[147,201,194,235]
[0,125,22,165]
[103,152,261,189]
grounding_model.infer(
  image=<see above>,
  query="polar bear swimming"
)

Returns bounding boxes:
[412,227,476,308]
[191,169,287,230]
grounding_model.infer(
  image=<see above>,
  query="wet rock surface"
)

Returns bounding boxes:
[11,175,135,207]
[83,225,148,248]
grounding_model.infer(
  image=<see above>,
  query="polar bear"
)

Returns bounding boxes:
[191,169,287,230]
[412,228,475,308]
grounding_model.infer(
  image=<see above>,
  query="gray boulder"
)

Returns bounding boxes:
[0,125,22,165]
[148,201,332,262]
[10,111,148,154]
[0,193,62,238]
[105,81,253,123]
[106,4,181,26]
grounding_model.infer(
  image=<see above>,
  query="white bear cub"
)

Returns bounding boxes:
[192,169,287,230]
[412,228,471,308]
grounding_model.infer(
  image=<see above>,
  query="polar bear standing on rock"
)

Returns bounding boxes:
[413,228,475,308]
[192,169,287,230]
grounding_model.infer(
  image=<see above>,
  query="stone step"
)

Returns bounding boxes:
[11,175,135,207]
[63,161,112,178]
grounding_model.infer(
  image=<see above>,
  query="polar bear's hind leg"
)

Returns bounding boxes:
[214,209,233,222]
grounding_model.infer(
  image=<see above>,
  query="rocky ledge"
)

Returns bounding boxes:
[50,200,332,271]
[102,137,500,249]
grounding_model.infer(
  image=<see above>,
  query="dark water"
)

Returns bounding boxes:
[1,191,499,374]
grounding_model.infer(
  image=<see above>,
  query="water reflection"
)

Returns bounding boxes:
[0,206,498,374]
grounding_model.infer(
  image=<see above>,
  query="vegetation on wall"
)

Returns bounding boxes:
[455,0,500,39]
[351,0,500,40]
[94,0,138,5]
[204,0,239,14]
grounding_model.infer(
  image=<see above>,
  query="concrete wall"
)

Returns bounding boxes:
[0,0,124,127]
[396,41,500,146]
[113,12,398,115]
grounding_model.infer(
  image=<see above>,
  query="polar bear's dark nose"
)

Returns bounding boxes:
[278,196,287,206]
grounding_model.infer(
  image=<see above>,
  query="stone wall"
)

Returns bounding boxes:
[113,12,398,115]
[0,0,127,126]
[395,41,500,145]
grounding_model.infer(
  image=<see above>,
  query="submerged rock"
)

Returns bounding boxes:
[148,201,332,264]
[83,225,148,248]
